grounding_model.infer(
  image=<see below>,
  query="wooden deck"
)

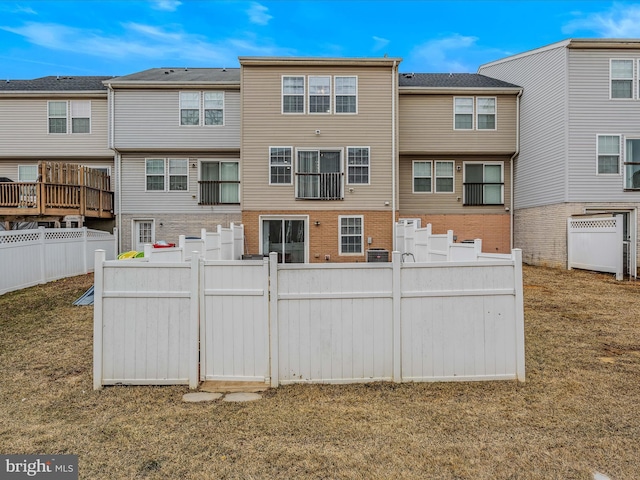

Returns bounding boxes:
[0,162,113,220]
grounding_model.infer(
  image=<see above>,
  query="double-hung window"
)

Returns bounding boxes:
[283,76,304,113]
[204,92,224,125]
[413,161,432,193]
[597,135,621,174]
[180,92,200,125]
[413,161,454,193]
[611,60,633,99]
[309,76,331,113]
[199,161,240,204]
[48,100,91,134]
[180,91,224,126]
[477,97,496,130]
[269,147,293,184]
[464,163,503,205]
[347,147,369,184]
[624,138,640,189]
[339,215,363,255]
[335,76,357,113]
[145,158,188,191]
[454,97,474,129]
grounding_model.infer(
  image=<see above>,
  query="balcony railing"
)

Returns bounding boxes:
[296,172,343,200]
[463,182,504,206]
[0,162,113,218]
[198,180,240,205]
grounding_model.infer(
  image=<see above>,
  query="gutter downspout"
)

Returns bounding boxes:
[510,89,523,252]
[392,60,397,251]
[107,83,122,253]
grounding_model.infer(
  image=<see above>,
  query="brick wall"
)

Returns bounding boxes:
[243,210,395,263]
[515,202,640,271]
[119,213,242,252]
[401,213,511,254]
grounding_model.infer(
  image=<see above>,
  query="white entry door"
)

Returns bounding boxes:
[134,220,154,251]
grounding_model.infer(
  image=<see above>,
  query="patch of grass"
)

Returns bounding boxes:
[1,267,638,479]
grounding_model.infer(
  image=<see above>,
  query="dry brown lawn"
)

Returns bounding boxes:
[0,266,639,479]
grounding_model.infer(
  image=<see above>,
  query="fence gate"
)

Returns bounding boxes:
[200,259,270,382]
[567,215,624,280]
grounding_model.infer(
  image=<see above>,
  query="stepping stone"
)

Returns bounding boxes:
[222,392,262,402]
[182,392,223,402]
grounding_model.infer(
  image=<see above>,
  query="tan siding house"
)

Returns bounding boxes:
[398,74,522,253]
[240,57,401,263]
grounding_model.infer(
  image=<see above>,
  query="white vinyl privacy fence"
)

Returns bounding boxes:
[0,227,116,295]
[94,249,525,389]
[567,215,624,280]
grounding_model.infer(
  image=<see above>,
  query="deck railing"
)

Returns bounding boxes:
[0,162,113,218]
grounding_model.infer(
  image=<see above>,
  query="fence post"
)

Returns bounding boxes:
[474,239,483,259]
[38,226,46,285]
[112,227,118,259]
[567,217,573,271]
[269,252,279,387]
[189,253,199,389]
[93,249,106,390]
[446,230,454,260]
[615,214,624,281]
[513,249,526,382]
[82,227,88,273]
[392,251,402,382]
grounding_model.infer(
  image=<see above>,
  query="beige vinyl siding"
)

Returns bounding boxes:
[398,155,511,215]
[567,48,640,203]
[479,45,568,209]
[399,94,517,154]
[113,90,240,150]
[241,65,395,211]
[0,97,111,157]
[120,152,241,214]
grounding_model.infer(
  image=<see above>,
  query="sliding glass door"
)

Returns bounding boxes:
[261,217,307,263]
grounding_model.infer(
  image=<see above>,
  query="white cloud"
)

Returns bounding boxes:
[247,2,272,26]
[0,21,292,67]
[409,34,479,72]
[372,36,390,51]
[150,0,182,12]
[562,3,640,37]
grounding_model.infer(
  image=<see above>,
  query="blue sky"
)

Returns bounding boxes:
[1,0,640,79]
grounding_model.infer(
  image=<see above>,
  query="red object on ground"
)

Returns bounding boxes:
[153,243,176,248]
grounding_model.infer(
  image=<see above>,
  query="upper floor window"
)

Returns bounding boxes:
[339,215,363,255]
[347,147,369,184]
[180,91,224,126]
[335,76,357,113]
[454,97,474,129]
[145,158,188,191]
[624,138,640,189]
[597,135,621,174]
[269,147,293,184]
[611,60,633,99]
[412,161,454,193]
[309,76,331,113]
[199,161,240,204]
[463,162,503,205]
[454,97,496,130]
[48,100,91,134]
[296,150,342,200]
[282,76,304,113]
[477,97,496,130]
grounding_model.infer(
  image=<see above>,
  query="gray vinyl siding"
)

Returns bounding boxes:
[120,152,241,214]
[241,65,395,211]
[399,94,517,155]
[0,97,111,157]
[480,45,568,209]
[567,48,640,203]
[113,90,240,150]
[398,154,512,214]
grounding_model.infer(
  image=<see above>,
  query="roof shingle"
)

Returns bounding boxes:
[0,76,113,91]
